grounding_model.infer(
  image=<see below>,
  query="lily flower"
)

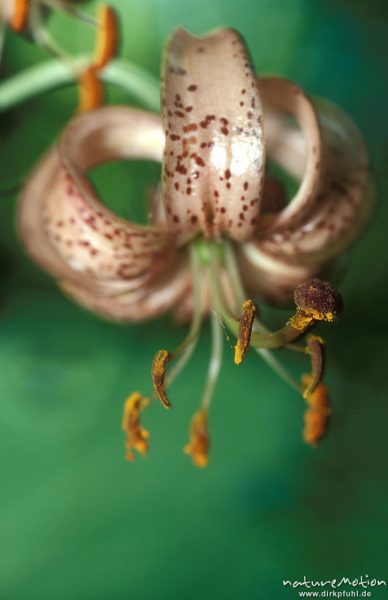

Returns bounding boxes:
[18,28,373,466]
[0,0,118,111]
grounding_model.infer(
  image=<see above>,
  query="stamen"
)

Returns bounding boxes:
[256,347,301,393]
[291,278,343,329]
[184,409,209,468]
[164,244,203,388]
[182,257,224,467]
[150,244,203,409]
[46,0,98,26]
[28,2,75,66]
[301,376,331,446]
[201,310,224,411]
[223,240,309,355]
[11,0,29,32]
[77,66,104,112]
[151,349,172,409]
[122,392,150,460]
[219,241,301,392]
[234,299,256,365]
[303,334,324,399]
[246,278,343,349]
[223,240,265,329]
[93,5,118,70]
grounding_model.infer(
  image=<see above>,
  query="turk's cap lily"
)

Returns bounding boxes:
[18,70,372,319]
[17,27,373,465]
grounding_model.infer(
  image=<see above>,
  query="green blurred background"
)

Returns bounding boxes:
[1,1,388,598]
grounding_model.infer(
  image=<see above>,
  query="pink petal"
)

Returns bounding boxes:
[0,0,13,23]
[257,77,323,232]
[61,254,191,322]
[239,77,372,304]
[242,78,372,284]
[237,243,324,306]
[161,28,265,244]
[18,107,173,296]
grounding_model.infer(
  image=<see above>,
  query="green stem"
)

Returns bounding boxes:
[0,58,160,112]
[103,61,160,112]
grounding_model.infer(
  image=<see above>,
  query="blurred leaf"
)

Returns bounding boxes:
[0,1,388,599]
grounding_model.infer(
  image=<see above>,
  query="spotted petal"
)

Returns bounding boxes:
[18,107,175,309]
[238,77,373,304]
[61,254,191,322]
[161,28,265,244]
[0,0,14,24]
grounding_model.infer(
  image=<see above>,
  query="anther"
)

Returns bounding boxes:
[122,392,150,461]
[93,4,118,70]
[292,278,343,329]
[77,66,103,112]
[301,376,331,446]
[303,334,324,399]
[151,349,172,409]
[234,299,256,364]
[184,409,210,467]
[11,0,29,32]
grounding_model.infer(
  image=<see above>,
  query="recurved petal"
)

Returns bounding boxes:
[236,242,323,306]
[249,77,373,268]
[257,77,323,232]
[0,0,14,24]
[61,253,191,322]
[161,28,265,244]
[18,107,172,295]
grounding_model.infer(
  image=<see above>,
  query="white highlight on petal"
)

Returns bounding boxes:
[209,144,227,172]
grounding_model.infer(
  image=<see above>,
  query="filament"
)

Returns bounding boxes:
[42,0,98,26]
[201,308,223,411]
[163,244,203,387]
[221,240,301,392]
[29,1,78,72]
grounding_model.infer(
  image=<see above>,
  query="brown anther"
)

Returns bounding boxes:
[11,0,29,31]
[77,66,103,112]
[302,376,331,446]
[93,5,119,70]
[294,278,343,324]
[151,349,172,409]
[184,409,209,468]
[234,299,256,365]
[303,334,324,399]
[122,392,150,461]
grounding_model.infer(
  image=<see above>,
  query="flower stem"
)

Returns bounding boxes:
[103,61,160,112]
[0,58,160,112]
